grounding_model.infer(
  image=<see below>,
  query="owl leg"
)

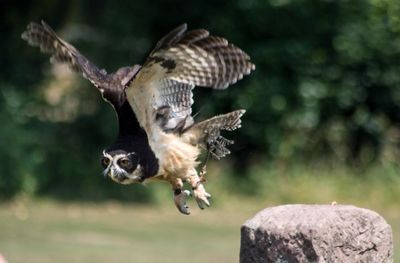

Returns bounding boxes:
[187,169,211,209]
[170,178,192,215]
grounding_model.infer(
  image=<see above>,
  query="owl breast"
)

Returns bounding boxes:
[149,131,200,179]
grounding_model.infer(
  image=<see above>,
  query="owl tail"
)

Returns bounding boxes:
[182,109,245,159]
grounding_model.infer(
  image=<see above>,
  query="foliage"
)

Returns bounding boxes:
[0,0,399,199]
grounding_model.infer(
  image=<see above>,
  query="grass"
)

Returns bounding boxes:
[0,162,399,262]
[0,199,259,263]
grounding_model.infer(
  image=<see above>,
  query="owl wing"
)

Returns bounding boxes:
[128,23,255,132]
[22,21,110,87]
[21,20,137,107]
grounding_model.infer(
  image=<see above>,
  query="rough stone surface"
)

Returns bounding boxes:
[240,205,393,263]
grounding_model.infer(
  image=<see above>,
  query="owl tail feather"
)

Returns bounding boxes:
[182,109,245,159]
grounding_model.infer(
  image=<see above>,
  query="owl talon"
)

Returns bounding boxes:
[174,189,191,215]
[193,184,211,209]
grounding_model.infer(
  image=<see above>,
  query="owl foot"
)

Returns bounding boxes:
[173,189,192,215]
[193,183,211,209]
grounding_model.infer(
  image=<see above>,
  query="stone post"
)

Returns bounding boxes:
[240,205,393,263]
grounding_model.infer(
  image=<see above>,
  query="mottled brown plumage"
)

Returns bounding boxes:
[126,24,254,214]
[22,21,254,214]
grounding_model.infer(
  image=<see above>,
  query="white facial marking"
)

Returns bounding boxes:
[102,152,142,184]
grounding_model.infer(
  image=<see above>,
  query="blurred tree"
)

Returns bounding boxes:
[0,0,399,199]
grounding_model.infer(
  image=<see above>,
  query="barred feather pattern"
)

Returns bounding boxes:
[129,24,254,133]
[21,21,108,88]
[155,79,195,131]
[158,79,194,117]
[149,24,255,89]
[184,110,245,159]
[208,136,234,159]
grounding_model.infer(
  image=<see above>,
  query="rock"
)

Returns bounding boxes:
[240,205,393,263]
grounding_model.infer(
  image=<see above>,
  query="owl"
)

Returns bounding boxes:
[22,21,254,214]
[125,24,254,214]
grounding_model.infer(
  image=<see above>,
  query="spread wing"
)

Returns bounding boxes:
[128,23,255,132]
[22,21,109,88]
[21,20,139,107]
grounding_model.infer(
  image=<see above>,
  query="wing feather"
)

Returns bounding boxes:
[155,79,194,131]
[22,21,109,88]
[127,24,255,133]
[147,26,255,89]
[151,24,187,53]
[22,21,142,107]
[159,79,193,114]
[183,110,246,159]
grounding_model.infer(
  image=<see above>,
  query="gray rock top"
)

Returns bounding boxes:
[240,204,393,263]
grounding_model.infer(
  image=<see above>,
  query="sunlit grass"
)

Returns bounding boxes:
[0,199,257,263]
[0,162,399,262]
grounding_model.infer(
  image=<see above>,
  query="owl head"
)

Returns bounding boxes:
[101,150,143,184]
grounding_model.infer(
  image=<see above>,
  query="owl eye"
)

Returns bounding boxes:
[119,158,130,168]
[101,157,111,168]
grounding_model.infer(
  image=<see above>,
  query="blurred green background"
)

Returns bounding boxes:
[1,0,399,262]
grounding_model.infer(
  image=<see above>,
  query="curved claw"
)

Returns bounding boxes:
[174,190,192,215]
[193,184,211,209]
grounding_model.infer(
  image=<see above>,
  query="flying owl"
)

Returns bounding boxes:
[22,21,254,215]
[125,24,255,214]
